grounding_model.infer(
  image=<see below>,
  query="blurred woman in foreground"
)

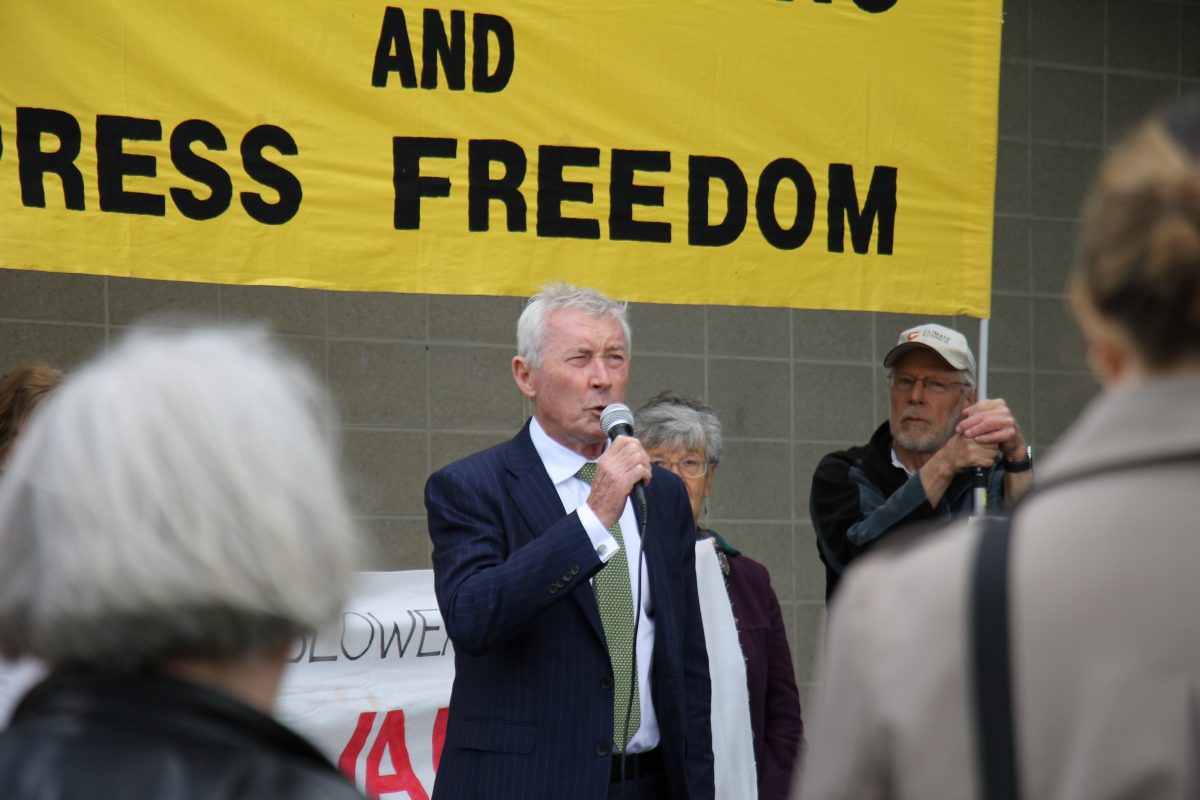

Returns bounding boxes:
[637,391,804,800]
[0,328,365,799]
[800,94,1200,799]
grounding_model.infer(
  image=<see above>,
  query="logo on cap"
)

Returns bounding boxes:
[914,329,952,345]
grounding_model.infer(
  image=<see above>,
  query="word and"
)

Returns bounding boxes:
[371,7,515,93]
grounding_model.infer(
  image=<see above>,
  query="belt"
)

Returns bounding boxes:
[610,748,662,782]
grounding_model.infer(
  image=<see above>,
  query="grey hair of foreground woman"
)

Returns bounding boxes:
[0,326,363,675]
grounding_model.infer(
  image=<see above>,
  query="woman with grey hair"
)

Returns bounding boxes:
[0,327,365,800]
[636,391,805,800]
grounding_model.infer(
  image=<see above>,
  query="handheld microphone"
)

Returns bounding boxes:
[600,402,648,789]
[600,403,649,527]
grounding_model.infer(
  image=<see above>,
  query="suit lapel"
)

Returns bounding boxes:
[504,422,605,642]
[504,423,567,537]
[642,479,673,620]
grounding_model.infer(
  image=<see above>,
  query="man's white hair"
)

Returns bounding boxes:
[0,326,363,673]
[516,283,631,369]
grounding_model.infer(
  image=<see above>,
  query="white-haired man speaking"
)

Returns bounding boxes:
[425,284,714,800]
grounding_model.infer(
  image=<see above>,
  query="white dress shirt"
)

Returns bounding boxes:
[528,417,660,752]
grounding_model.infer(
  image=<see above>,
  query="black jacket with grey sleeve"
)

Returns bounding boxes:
[809,421,1004,600]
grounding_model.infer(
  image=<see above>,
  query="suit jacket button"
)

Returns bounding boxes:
[549,584,559,594]
[595,742,610,757]
[601,676,613,690]
[571,564,581,575]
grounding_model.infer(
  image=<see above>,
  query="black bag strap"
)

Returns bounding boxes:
[971,514,1019,800]
[969,448,1200,800]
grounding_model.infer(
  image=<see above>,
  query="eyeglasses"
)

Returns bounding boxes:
[889,374,968,396]
[650,457,710,479]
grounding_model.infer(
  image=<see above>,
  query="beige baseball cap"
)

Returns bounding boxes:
[883,323,977,382]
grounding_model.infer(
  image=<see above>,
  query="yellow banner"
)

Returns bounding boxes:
[0,1,1001,316]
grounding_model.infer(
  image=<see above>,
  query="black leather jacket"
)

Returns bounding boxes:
[0,668,364,799]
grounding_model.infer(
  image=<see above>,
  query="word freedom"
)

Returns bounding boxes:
[395,138,898,254]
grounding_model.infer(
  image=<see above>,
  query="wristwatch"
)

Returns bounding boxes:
[1003,445,1033,473]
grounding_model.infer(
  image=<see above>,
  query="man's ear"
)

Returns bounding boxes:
[512,356,537,400]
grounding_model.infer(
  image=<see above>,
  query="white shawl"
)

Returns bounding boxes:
[695,540,758,799]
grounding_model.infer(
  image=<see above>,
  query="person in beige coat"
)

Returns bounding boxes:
[798,93,1200,800]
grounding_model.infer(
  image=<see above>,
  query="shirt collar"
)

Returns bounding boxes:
[890,447,915,477]
[529,416,606,485]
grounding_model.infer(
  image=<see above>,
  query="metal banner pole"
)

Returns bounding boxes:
[973,317,991,516]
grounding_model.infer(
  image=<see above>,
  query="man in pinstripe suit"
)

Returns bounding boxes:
[426,284,714,799]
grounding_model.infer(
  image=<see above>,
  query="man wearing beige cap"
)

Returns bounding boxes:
[809,323,1032,599]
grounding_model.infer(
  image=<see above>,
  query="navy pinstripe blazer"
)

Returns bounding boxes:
[426,420,715,800]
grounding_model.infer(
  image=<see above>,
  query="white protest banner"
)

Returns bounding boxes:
[278,570,454,799]
[0,659,44,725]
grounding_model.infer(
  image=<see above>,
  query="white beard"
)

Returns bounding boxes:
[892,410,960,454]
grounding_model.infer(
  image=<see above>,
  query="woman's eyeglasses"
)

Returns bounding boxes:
[650,457,710,479]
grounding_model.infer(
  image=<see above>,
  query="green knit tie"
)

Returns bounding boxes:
[576,461,640,751]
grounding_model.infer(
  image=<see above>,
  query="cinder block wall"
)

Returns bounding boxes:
[3,0,1194,712]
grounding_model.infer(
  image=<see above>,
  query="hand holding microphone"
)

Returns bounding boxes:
[585,403,651,529]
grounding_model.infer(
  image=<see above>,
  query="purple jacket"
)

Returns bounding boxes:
[709,531,806,800]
